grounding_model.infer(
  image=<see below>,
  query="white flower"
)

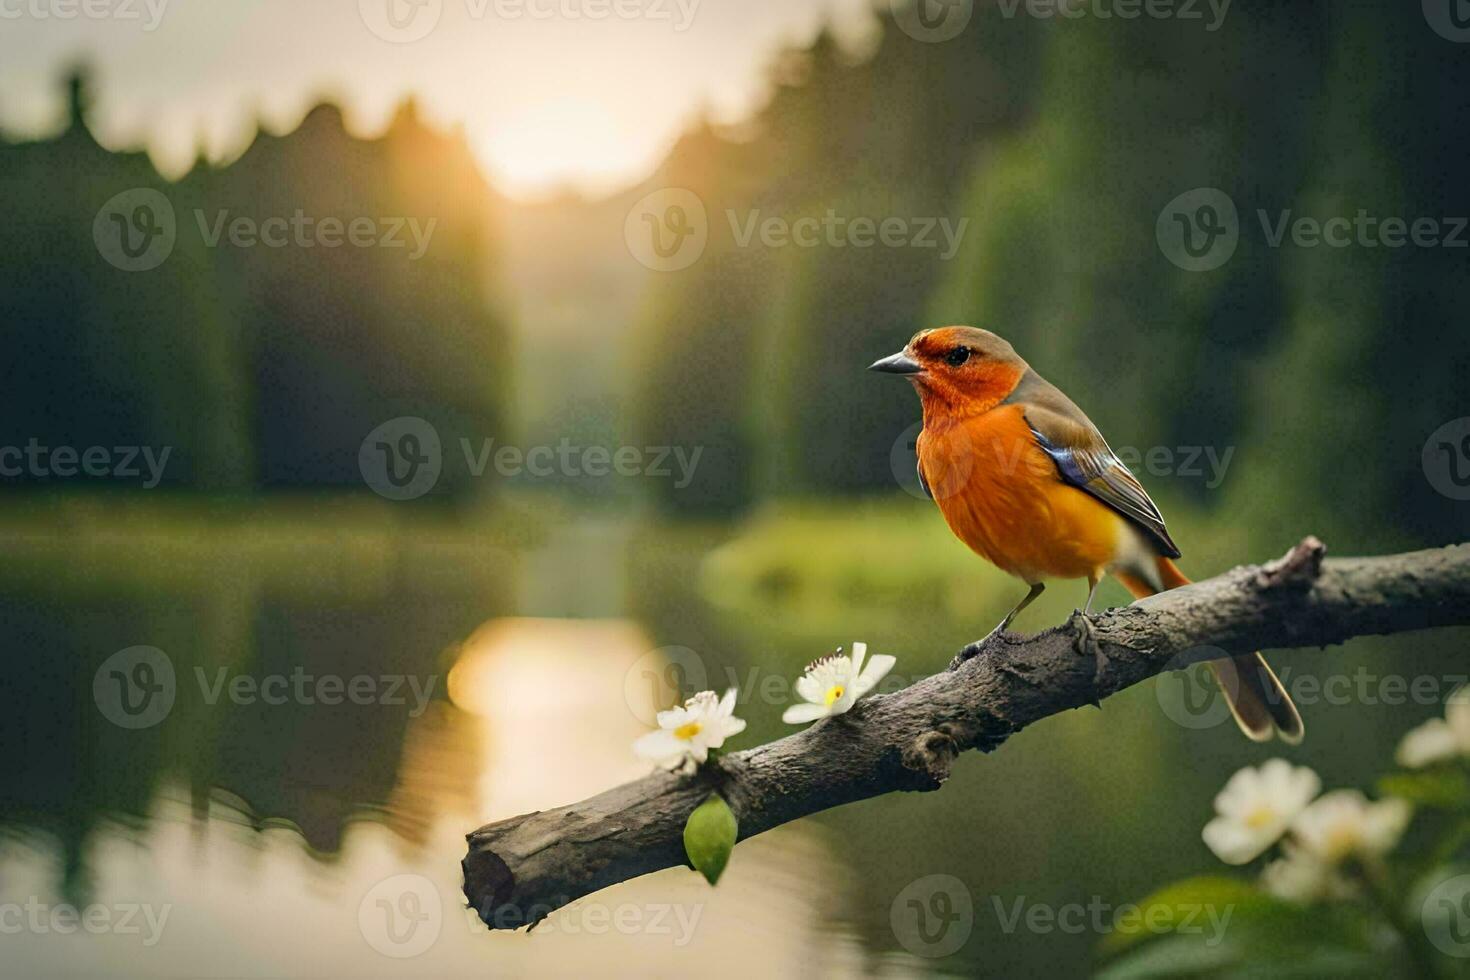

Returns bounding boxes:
[633,689,746,774]
[1260,843,1355,904]
[1290,789,1412,864]
[1397,687,1470,768]
[782,642,897,725]
[1397,718,1459,768]
[1201,759,1321,865]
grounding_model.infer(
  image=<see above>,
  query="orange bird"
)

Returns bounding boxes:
[870,326,1302,743]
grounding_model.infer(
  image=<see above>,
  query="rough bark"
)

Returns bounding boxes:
[463,538,1470,929]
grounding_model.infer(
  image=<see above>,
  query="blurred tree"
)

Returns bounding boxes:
[0,72,512,495]
[630,0,1470,550]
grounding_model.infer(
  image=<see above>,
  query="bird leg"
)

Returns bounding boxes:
[948,582,1045,670]
[1074,572,1106,680]
[1083,572,1102,616]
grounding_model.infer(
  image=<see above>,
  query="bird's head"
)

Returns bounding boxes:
[868,326,1028,417]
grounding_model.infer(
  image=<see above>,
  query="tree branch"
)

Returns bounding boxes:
[462,538,1470,930]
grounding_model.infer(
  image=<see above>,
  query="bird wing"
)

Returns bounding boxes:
[1003,370,1182,559]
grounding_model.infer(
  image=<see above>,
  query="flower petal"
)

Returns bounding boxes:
[1447,687,1470,750]
[794,673,824,705]
[633,730,685,766]
[782,702,829,724]
[1360,798,1413,855]
[654,705,690,730]
[854,654,897,697]
[1202,816,1271,865]
[1397,718,1459,768]
[1261,845,1350,903]
[710,716,746,745]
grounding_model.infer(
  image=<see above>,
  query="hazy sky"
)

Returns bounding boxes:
[0,0,876,198]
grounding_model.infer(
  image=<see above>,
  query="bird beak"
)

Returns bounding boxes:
[868,350,923,376]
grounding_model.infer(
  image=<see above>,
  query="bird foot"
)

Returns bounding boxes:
[1070,611,1107,688]
[948,625,1005,672]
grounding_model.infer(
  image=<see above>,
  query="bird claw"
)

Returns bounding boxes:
[1070,611,1107,685]
[949,626,1004,671]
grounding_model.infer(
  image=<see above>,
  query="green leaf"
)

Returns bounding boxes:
[1378,769,1470,809]
[683,793,738,886]
[1098,876,1264,958]
[1099,875,1383,973]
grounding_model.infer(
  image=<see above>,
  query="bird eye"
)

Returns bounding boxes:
[945,346,971,367]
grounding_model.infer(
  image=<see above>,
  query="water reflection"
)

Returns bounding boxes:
[2,573,872,977]
[11,511,1445,975]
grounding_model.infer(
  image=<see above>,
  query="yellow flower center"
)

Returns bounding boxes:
[1244,805,1277,830]
[673,721,702,741]
[824,685,845,706]
[1322,824,1358,861]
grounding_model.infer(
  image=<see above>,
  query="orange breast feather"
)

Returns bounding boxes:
[918,404,1123,582]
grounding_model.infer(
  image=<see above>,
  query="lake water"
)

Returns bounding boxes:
[0,501,1448,976]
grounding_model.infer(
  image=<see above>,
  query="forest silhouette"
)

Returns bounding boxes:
[1,70,511,494]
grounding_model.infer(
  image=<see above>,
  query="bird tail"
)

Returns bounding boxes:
[1115,557,1303,744]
